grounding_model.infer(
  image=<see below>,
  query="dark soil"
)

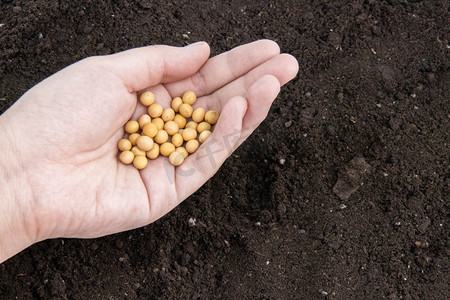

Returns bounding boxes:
[1,1,449,299]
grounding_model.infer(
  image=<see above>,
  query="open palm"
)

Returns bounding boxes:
[1,40,298,242]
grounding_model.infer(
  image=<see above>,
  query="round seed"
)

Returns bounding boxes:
[186,139,200,153]
[147,143,159,159]
[148,103,163,118]
[160,142,175,157]
[198,130,211,143]
[140,91,155,106]
[119,151,134,165]
[205,110,219,125]
[125,120,139,134]
[197,121,211,133]
[136,135,154,152]
[133,155,148,169]
[118,139,132,151]
[154,129,169,144]
[169,151,184,166]
[192,107,205,123]
[142,122,158,138]
[179,103,193,118]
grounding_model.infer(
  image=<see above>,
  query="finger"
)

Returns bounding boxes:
[173,96,247,202]
[194,53,299,112]
[164,39,280,97]
[94,42,210,92]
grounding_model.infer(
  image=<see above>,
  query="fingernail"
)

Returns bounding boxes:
[185,41,207,48]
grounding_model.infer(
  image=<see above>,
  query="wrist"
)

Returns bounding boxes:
[0,118,36,263]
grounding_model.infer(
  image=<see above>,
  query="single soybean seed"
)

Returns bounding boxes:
[154,129,169,144]
[169,151,184,166]
[142,122,158,138]
[185,121,198,130]
[205,110,219,125]
[128,133,140,146]
[176,147,188,159]
[164,121,179,136]
[136,135,154,152]
[179,103,193,118]
[192,107,205,123]
[118,139,132,151]
[160,142,175,157]
[119,151,134,165]
[197,121,211,133]
[198,130,211,143]
[173,114,186,129]
[125,120,139,134]
[147,143,160,159]
[131,146,146,157]
[161,108,175,122]
[171,97,183,112]
[152,117,164,130]
[186,139,200,153]
[171,133,183,147]
[133,155,148,169]
[182,91,197,105]
[182,127,197,141]
[140,91,155,106]
[148,103,163,118]
[138,114,151,129]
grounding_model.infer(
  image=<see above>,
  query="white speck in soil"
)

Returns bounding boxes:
[299,229,306,234]
[279,158,285,165]
[395,222,401,226]
[188,217,196,227]
[266,260,270,265]
[255,222,261,226]
[339,204,347,210]
[305,92,311,98]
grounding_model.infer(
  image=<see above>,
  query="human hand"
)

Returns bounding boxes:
[0,40,298,262]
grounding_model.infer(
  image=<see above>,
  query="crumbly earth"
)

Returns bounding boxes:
[0,1,449,299]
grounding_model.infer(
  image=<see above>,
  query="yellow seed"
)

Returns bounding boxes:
[185,121,198,130]
[138,114,151,129]
[128,133,140,146]
[205,110,220,125]
[160,142,175,157]
[140,91,155,106]
[182,91,197,105]
[147,143,160,159]
[152,117,164,130]
[186,139,200,153]
[154,129,169,144]
[179,103,193,118]
[192,107,205,123]
[125,120,139,134]
[131,146,146,157]
[164,121,179,136]
[142,122,158,138]
[176,147,188,158]
[133,155,148,169]
[148,103,163,118]
[173,114,187,129]
[171,133,183,147]
[118,139,132,151]
[197,121,211,133]
[171,97,183,112]
[169,151,184,166]
[119,151,134,165]
[182,127,197,141]
[136,135,154,152]
[161,108,175,122]
[198,130,211,143]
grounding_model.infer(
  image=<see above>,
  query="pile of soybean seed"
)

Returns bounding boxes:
[117,91,219,169]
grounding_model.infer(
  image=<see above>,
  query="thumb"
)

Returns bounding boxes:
[93,42,211,92]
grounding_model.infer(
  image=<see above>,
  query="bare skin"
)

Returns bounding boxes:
[0,40,299,263]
